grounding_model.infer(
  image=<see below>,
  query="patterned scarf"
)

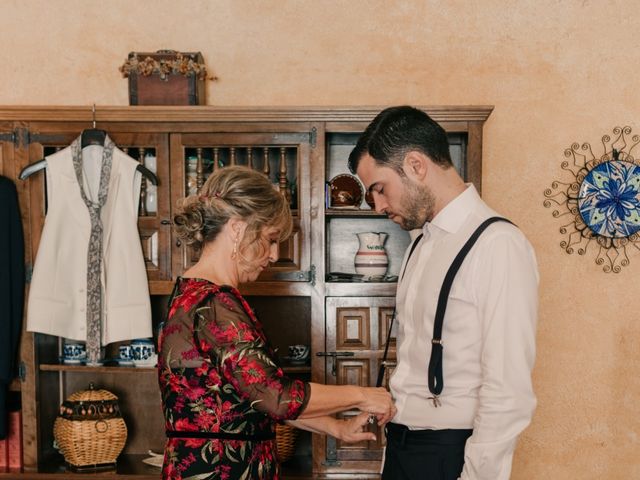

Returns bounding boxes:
[71,136,114,365]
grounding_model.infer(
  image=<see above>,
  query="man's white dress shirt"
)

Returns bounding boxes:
[390,184,539,480]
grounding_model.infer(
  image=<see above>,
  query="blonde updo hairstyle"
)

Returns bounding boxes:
[173,166,293,271]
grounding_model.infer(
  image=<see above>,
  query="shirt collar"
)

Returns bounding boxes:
[425,184,481,235]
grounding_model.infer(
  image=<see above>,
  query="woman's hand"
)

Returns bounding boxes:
[357,387,396,426]
[334,412,378,442]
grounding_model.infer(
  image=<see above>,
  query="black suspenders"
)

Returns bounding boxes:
[376,232,424,388]
[427,216,512,406]
[376,216,513,406]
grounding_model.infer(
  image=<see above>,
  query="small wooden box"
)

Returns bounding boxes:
[126,50,206,106]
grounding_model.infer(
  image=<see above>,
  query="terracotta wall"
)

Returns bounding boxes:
[2,1,639,478]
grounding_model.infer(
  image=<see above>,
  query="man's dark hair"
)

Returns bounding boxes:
[348,106,453,174]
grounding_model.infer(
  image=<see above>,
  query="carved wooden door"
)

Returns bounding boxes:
[318,296,396,474]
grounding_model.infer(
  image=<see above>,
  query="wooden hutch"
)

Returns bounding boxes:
[0,105,492,479]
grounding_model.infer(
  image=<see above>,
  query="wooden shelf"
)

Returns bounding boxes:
[278,363,311,374]
[0,453,314,479]
[39,363,310,375]
[325,208,383,218]
[39,364,155,373]
[325,282,397,297]
[149,280,313,296]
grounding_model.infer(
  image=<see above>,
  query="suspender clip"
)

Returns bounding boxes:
[431,339,443,345]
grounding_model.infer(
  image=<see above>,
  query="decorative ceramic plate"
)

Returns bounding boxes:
[578,160,640,238]
[329,174,364,208]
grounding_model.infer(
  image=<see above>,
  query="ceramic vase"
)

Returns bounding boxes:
[354,232,388,279]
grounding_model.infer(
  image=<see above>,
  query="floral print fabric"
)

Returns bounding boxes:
[158,277,309,479]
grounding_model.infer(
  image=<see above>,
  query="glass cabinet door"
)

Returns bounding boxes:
[25,130,172,283]
[109,132,171,282]
[170,132,312,284]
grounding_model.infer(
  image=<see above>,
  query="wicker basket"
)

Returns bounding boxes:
[53,383,127,471]
[275,423,299,463]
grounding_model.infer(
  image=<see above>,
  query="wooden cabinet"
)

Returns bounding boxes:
[0,106,491,479]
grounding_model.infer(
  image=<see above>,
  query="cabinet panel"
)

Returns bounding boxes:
[319,296,395,472]
[335,358,370,387]
[336,307,370,350]
[378,306,396,350]
[334,410,383,461]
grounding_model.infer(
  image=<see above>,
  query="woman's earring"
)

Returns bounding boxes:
[232,235,239,259]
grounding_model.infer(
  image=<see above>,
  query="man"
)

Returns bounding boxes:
[348,106,538,480]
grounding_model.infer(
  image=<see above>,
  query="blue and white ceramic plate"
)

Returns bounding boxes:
[578,160,640,238]
[61,356,85,365]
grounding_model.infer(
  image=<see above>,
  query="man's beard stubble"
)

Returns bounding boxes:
[398,180,435,231]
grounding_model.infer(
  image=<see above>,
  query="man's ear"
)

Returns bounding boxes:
[403,151,429,181]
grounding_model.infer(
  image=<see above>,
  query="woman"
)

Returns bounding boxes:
[158,166,395,479]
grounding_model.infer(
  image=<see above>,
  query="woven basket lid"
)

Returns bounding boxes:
[65,382,119,403]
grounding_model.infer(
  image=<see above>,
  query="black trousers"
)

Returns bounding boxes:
[382,423,472,480]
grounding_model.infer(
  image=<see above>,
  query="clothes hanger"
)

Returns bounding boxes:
[19,105,158,186]
[80,104,108,148]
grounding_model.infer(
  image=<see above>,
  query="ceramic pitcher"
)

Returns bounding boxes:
[354,232,389,279]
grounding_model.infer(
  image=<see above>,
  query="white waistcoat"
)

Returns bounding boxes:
[26,140,152,344]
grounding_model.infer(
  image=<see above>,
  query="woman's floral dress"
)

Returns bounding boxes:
[158,277,309,480]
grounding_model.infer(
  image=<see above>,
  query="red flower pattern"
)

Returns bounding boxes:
[158,278,309,479]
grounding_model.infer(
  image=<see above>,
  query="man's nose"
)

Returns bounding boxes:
[373,193,387,214]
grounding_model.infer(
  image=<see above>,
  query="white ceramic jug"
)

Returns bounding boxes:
[354,232,389,279]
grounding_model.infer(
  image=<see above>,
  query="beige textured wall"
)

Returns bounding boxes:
[2,1,639,478]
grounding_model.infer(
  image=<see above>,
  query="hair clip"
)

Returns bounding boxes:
[199,192,223,202]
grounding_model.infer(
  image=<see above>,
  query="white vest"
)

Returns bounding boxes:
[27,140,152,344]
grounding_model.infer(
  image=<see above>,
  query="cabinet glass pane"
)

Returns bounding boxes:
[326,132,467,185]
[184,146,298,210]
[119,146,158,217]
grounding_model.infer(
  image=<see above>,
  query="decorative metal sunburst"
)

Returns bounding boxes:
[543,126,640,273]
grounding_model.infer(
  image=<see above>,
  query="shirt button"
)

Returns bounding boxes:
[79,307,85,312]
[79,288,85,293]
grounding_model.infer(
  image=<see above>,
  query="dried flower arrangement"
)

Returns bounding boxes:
[119,52,216,81]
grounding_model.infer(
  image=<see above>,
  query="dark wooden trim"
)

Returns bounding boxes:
[0,105,494,124]
[466,121,484,194]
